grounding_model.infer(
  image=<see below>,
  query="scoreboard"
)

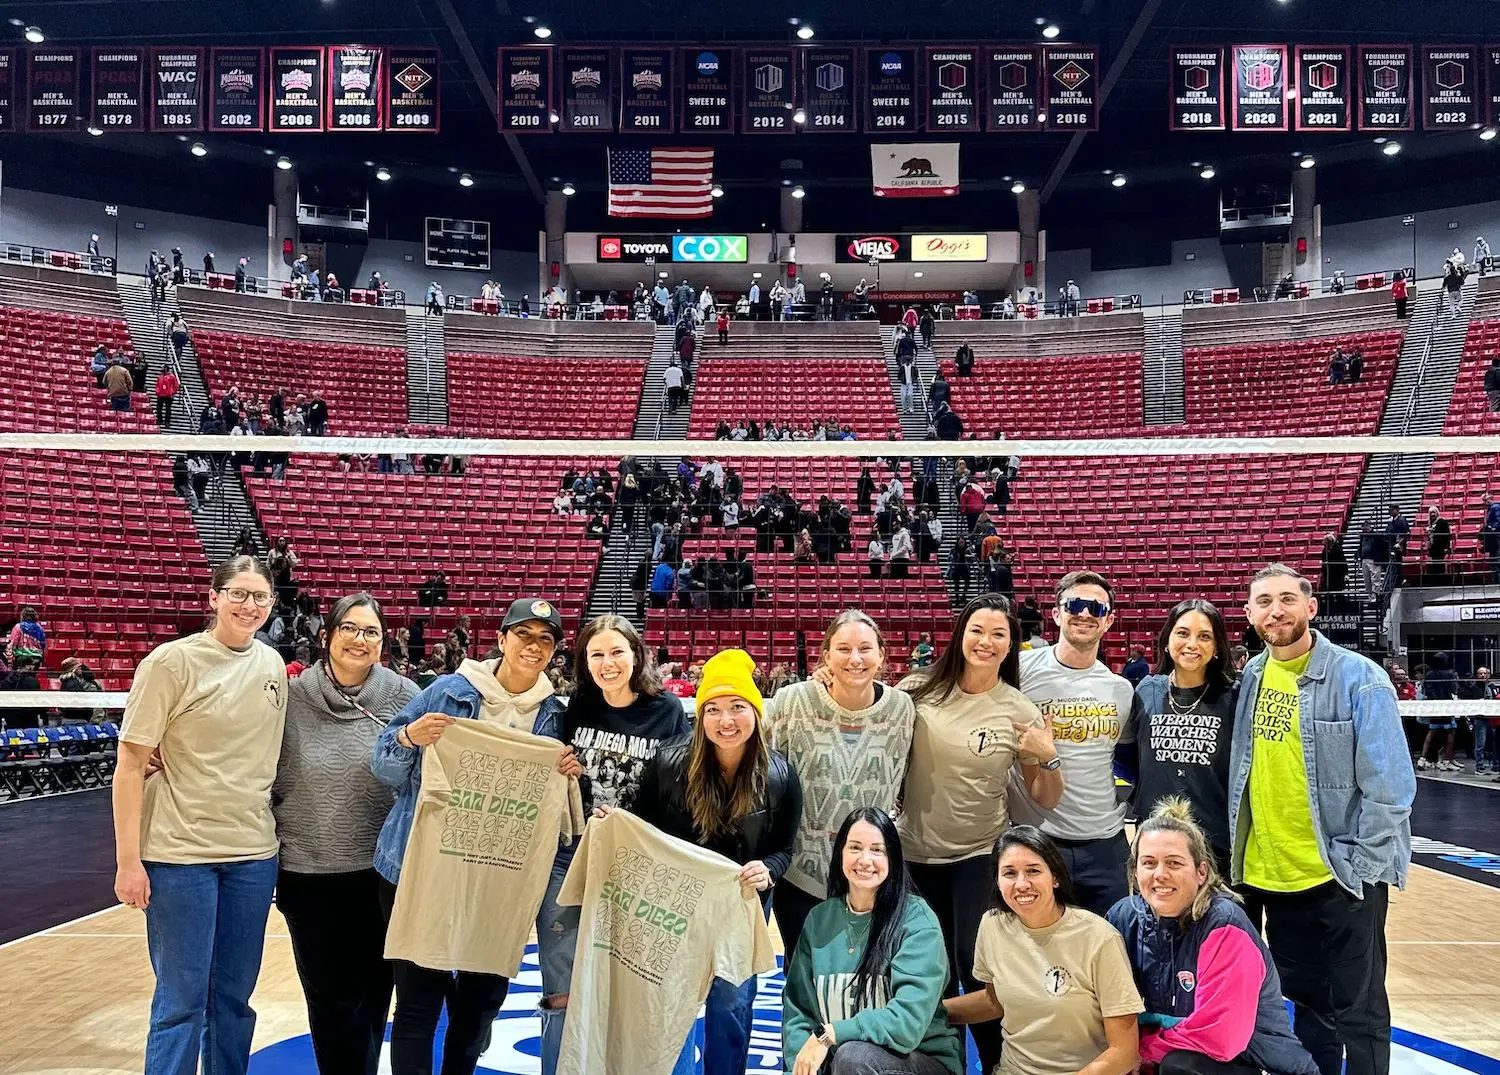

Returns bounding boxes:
[425,218,491,272]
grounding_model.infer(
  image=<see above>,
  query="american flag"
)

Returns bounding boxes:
[607,147,714,218]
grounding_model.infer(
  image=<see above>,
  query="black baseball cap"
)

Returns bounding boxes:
[501,598,564,636]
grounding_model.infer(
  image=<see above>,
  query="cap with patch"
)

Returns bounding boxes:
[501,597,564,634]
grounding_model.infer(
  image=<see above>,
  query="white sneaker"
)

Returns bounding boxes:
[1440,760,1462,772]
[1417,758,1433,770]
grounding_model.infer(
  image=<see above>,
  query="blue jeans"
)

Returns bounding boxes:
[671,892,769,1074]
[142,856,279,1075]
[537,853,581,1075]
[1476,718,1497,767]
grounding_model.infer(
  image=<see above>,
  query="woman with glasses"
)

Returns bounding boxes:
[112,556,289,1075]
[635,648,803,1075]
[273,593,418,1075]
[372,597,574,1075]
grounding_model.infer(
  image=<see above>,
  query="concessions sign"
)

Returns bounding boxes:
[150,48,203,131]
[387,48,439,131]
[985,47,1040,131]
[27,48,81,131]
[620,47,674,132]
[742,47,796,134]
[1294,46,1349,131]
[1229,44,1288,130]
[91,48,145,131]
[1422,45,1479,129]
[1169,47,1225,131]
[1043,45,1098,131]
[327,46,383,130]
[269,46,324,131]
[0,50,12,132]
[559,47,612,132]
[1357,46,1412,131]
[681,49,732,132]
[497,46,552,133]
[923,47,979,132]
[801,47,857,132]
[210,47,265,131]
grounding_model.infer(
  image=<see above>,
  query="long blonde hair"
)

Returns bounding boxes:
[1127,797,1239,923]
[685,696,770,840]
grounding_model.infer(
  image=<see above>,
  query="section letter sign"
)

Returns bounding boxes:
[27,47,81,131]
[620,47,674,133]
[559,47,612,132]
[1294,46,1349,131]
[985,47,1040,131]
[269,46,324,131]
[1229,44,1288,130]
[1169,47,1225,131]
[0,50,12,132]
[682,48,732,132]
[1422,45,1479,129]
[387,48,439,131]
[923,46,979,132]
[1357,46,1413,131]
[91,47,145,132]
[742,47,795,133]
[1043,45,1098,131]
[801,47,856,132]
[497,46,552,133]
[865,47,918,133]
[327,45,383,130]
[209,47,265,132]
[150,47,204,132]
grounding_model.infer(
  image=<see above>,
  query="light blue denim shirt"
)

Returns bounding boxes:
[1228,630,1415,898]
[370,675,564,885]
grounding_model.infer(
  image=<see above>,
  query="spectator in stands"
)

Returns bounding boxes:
[902,304,919,335]
[1345,349,1364,384]
[202,251,215,276]
[867,532,886,578]
[103,358,134,411]
[6,606,46,664]
[663,359,687,413]
[1424,506,1453,585]
[1483,494,1500,584]
[1443,257,1466,318]
[87,232,101,268]
[268,538,300,609]
[1121,645,1150,687]
[769,279,787,321]
[585,513,609,540]
[417,572,448,608]
[153,365,180,428]
[1066,279,1082,316]
[954,340,975,378]
[715,307,730,346]
[1320,532,1348,594]
[1327,349,1347,385]
[1358,520,1388,604]
[919,307,935,349]
[165,313,189,363]
[855,465,876,514]
[1476,235,1492,272]
[1389,269,1409,320]
[0,654,43,727]
[89,342,110,386]
[649,560,675,609]
[889,522,914,578]
[1016,596,1044,646]
[1485,357,1500,412]
[57,656,104,723]
[933,401,964,440]
[1232,563,1413,1075]
[130,350,151,394]
[308,393,328,436]
[928,371,952,414]
[1385,505,1411,593]
[985,547,1016,600]
[112,556,286,1075]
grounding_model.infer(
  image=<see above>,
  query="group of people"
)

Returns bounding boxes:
[713,418,859,442]
[1325,345,1367,386]
[110,558,1413,1075]
[90,343,152,412]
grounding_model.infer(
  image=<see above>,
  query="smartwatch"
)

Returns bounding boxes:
[1040,756,1062,771]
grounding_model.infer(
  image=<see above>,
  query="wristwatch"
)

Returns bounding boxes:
[1040,755,1062,771]
[817,1025,837,1048]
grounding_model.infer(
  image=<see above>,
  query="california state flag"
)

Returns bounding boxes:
[871,143,961,198]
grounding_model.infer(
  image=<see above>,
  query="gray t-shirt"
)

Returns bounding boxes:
[1009,646,1138,841]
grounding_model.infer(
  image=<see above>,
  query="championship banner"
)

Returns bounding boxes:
[497,46,551,133]
[327,45,382,130]
[26,48,80,132]
[681,48,732,133]
[985,47,1040,131]
[1422,45,1479,130]
[871,143,959,198]
[1491,48,1500,126]
[150,47,203,132]
[620,47,674,133]
[1357,46,1412,131]
[864,47,918,133]
[741,47,795,134]
[0,50,12,132]
[209,47,264,132]
[923,46,979,132]
[91,47,145,132]
[1229,44,1288,131]
[269,46,324,131]
[800,47,856,132]
[1294,46,1349,132]
[558,47,612,132]
[1042,45,1098,131]
[387,48,439,131]
[1168,47,1225,131]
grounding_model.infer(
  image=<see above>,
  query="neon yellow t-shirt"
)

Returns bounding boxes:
[1243,651,1333,892]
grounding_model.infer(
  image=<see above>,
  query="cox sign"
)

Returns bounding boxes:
[672,235,748,262]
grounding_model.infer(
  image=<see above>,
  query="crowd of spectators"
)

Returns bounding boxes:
[711,418,859,441]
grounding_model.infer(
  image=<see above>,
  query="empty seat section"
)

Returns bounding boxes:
[940,352,1145,439]
[447,354,644,438]
[1440,317,1500,436]
[688,358,899,439]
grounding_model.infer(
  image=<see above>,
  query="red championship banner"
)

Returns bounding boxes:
[497,46,552,133]
[1168,47,1225,131]
[387,48,439,132]
[1294,46,1349,132]
[1042,45,1098,131]
[27,47,81,132]
[209,47,265,131]
[1422,45,1479,129]
[1230,44,1288,131]
[91,47,145,132]
[1357,46,1413,131]
[923,46,980,133]
[150,47,203,132]
[0,50,13,132]
[269,46,324,131]
[326,45,383,130]
[985,47,1040,131]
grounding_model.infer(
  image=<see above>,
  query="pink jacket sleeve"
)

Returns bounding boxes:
[1140,925,1265,1065]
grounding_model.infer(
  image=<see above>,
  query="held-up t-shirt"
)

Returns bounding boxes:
[384,720,584,977]
[1011,647,1138,841]
[556,809,776,1075]
[121,633,288,863]
[895,676,1046,864]
[973,907,1145,1075]
[565,693,690,813]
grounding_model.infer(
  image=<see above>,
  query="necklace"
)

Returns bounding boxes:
[1167,677,1210,717]
[844,898,873,954]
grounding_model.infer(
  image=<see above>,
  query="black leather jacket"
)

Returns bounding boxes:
[635,733,803,883]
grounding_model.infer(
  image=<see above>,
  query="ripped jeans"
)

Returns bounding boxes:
[536,852,580,1075]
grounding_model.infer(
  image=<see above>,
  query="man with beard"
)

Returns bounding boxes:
[1229,563,1414,1075]
[1012,570,1140,916]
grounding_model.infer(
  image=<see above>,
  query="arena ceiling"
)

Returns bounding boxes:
[3,0,1498,241]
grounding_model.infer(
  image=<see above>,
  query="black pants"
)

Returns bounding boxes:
[1394,297,1407,319]
[772,882,824,963]
[1159,1049,1262,1075]
[277,868,393,1075]
[908,856,1001,1075]
[1051,832,1130,917]
[377,878,511,1075]
[156,395,174,427]
[1239,881,1390,1075]
[719,329,728,344]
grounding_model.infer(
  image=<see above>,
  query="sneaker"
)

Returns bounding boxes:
[1477,762,1490,775]
[1440,760,1461,772]
[1417,758,1433,770]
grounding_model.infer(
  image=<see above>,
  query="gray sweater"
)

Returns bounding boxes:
[272,662,419,874]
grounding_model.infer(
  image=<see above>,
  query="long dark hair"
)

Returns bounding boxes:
[827,807,913,1008]
[567,615,662,736]
[1152,599,1234,691]
[321,592,389,677]
[990,825,1075,915]
[906,594,1020,706]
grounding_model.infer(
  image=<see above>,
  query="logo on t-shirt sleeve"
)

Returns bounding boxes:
[263,678,285,711]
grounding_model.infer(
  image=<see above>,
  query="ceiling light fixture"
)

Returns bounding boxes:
[189,141,207,157]
[790,184,806,199]
[561,181,575,196]
[1299,156,1316,168]
[1382,141,1401,156]
[533,25,552,39]
[913,271,925,278]
[1041,24,1061,39]
[797,25,815,40]
[1199,166,1215,179]
[792,108,807,124]
[710,183,724,198]
[1111,174,1127,187]
[23,25,44,43]
[1482,127,1498,142]
[87,125,103,137]
[549,111,560,123]
[374,166,391,181]
[459,172,474,187]
[1010,180,1026,194]
[752,271,763,279]
[275,155,292,170]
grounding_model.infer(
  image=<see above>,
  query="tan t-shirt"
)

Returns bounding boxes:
[384,719,584,977]
[896,676,1046,864]
[121,632,288,864]
[557,809,777,1075]
[973,906,1144,1075]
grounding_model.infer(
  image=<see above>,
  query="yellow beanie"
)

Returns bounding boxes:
[695,648,764,719]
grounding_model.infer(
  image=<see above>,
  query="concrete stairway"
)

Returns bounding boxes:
[406,311,447,425]
[1142,309,1186,425]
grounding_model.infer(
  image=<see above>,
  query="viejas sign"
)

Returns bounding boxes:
[839,234,907,262]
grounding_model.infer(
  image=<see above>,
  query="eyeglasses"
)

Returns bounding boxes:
[218,587,274,608]
[1061,597,1111,618]
[334,623,385,643]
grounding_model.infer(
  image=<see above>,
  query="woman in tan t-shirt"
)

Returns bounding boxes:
[898,594,1063,1075]
[945,826,1143,1075]
[112,555,289,1075]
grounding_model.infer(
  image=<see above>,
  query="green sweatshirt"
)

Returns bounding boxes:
[782,895,963,1074]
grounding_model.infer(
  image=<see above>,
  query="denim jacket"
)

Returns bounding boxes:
[370,674,565,885]
[1228,631,1415,897]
